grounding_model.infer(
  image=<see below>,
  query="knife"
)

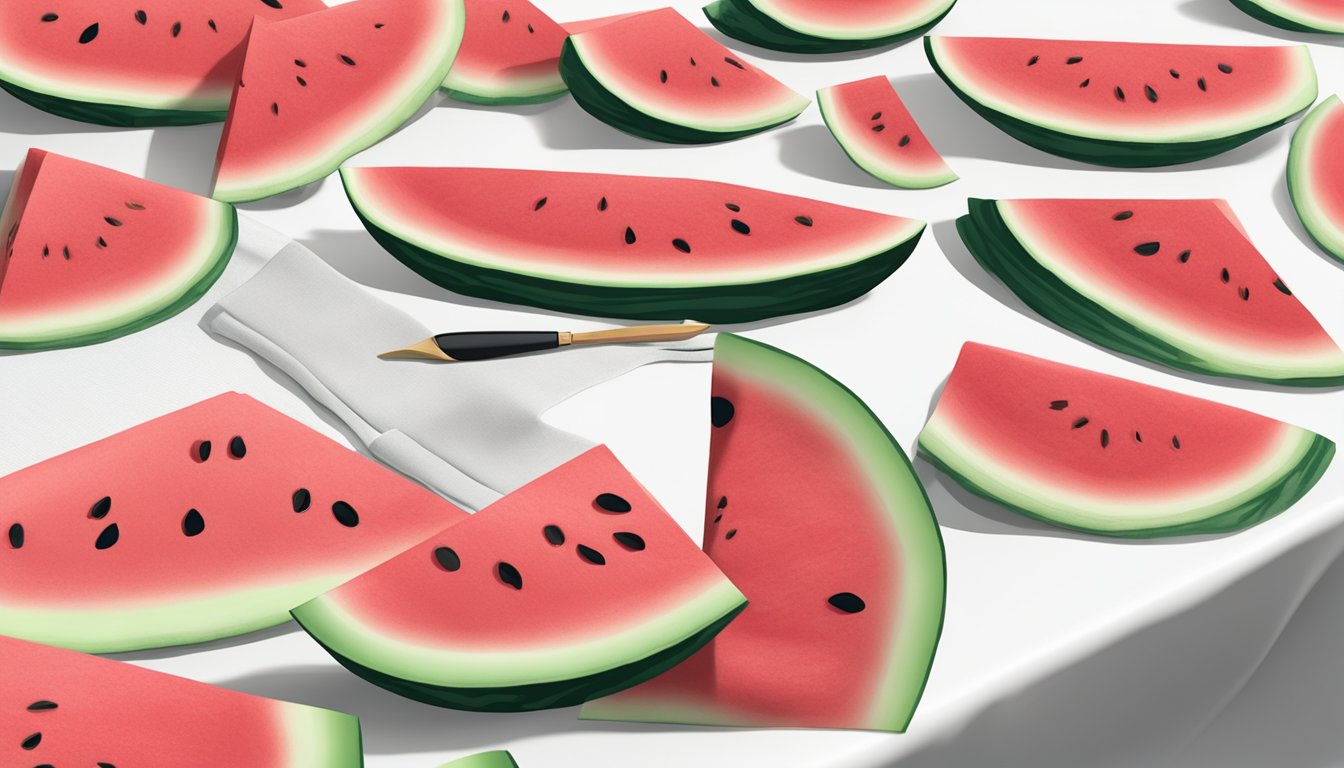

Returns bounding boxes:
[377,322,711,362]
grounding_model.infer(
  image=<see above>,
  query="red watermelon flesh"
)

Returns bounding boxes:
[561,11,645,35]
[293,445,746,712]
[441,0,569,104]
[1288,95,1344,262]
[0,635,362,767]
[0,0,326,126]
[817,75,957,189]
[583,335,946,732]
[211,0,464,203]
[0,392,464,653]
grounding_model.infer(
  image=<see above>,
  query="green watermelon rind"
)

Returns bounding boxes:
[558,38,807,144]
[816,83,959,190]
[0,205,237,350]
[0,78,226,127]
[279,701,367,768]
[342,169,924,324]
[704,0,955,54]
[925,37,1318,168]
[441,82,568,106]
[436,751,520,768]
[1227,0,1344,34]
[1287,95,1344,263]
[957,199,1344,386]
[292,591,747,712]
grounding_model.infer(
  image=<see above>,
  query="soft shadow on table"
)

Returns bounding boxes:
[0,90,121,136]
[1177,0,1344,45]
[774,125,894,189]
[1271,168,1344,271]
[520,98,664,152]
[105,621,302,662]
[144,123,222,195]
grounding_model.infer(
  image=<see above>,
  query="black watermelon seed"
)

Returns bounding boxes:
[41,13,59,22]
[209,19,218,31]
[1145,85,1158,103]
[90,495,112,519]
[659,70,667,83]
[595,493,631,513]
[22,732,41,749]
[1172,435,1182,450]
[1135,431,1143,443]
[271,102,279,116]
[690,56,697,66]
[104,216,122,227]
[528,23,533,32]
[871,124,885,133]
[1072,417,1090,429]
[135,10,147,24]
[1239,286,1250,301]
[97,236,107,249]
[294,58,306,67]
[497,562,523,589]
[828,592,866,613]
[871,111,882,120]
[331,501,359,528]
[1100,429,1110,448]
[624,226,636,245]
[27,701,58,711]
[725,202,741,212]
[730,219,750,235]
[197,440,212,461]
[1170,69,1181,79]
[1221,267,1230,283]
[1198,77,1207,91]
[1178,249,1191,263]
[614,532,646,551]
[1115,86,1125,101]
[339,54,356,66]
[1113,211,1133,220]
[1273,278,1292,295]
[7,523,22,549]
[533,196,547,211]
[41,245,47,257]
[725,529,738,540]
[262,0,284,7]
[1218,63,1233,74]
[713,514,722,524]
[724,56,744,69]
[1066,56,1083,64]
[1049,400,1068,410]
[577,545,606,565]
[502,9,510,21]
[710,396,734,427]
[433,546,461,571]
[37,764,56,768]
[292,489,311,513]
[229,436,246,458]
[182,509,205,537]
[1079,78,1090,88]
[708,76,719,88]
[95,523,119,550]
[172,21,181,37]
[795,215,813,227]
[898,134,911,147]
[63,245,70,260]
[79,23,99,44]
[1134,242,1160,256]
[598,196,607,211]
[100,764,117,768]
[543,524,565,545]
[717,495,728,509]
[296,75,306,86]
[672,238,691,253]
[1027,55,1039,66]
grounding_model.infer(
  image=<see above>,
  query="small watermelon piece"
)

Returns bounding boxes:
[438,752,520,768]
[341,166,924,323]
[0,0,326,127]
[818,75,957,189]
[705,0,957,53]
[0,392,464,653]
[441,0,569,105]
[211,0,465,203]
[926,37,1318,167]
[293,446,746,712]
[0,149,236,349]
[1288,95,1344,263]
[1,635,363,766]
[559,8,809,144]
[1228,0,1344,34]
[919,343,1335,537]
[959,198,1344,386]
[583,335,946,732]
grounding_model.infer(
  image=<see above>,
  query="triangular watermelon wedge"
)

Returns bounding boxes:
[1288,94,1344,263]
[0,149,236,349]
[0,392,465,653]
[919,343,1335,537]
[958,198,1344,386]
[211,0,464,202]
[293,445,746,712]
[818,75,957,189]
[1229,0,1344,34]
[583,335,946,732]
[705,0,957,53]
[1,634,363,766]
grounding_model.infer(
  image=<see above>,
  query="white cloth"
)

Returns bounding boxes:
[208,241,713,511]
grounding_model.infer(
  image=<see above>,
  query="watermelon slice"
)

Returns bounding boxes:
[817,75,957,189]
[439,752,519,768]
[559,8,809,144]
[705,0,957,53]
[583,334,946,732]
[211,0,464,203]
[919,343,1335,537]
[293,446,746,712]
[1288,95,1344,263]
[441,0,569,105]
[0,0,326,127]
[926,37,1318,167]
[1228,0,1344,34]
[0,149,236,349]
[958,198,1344,386]
[0,392,464,653]
[1,635,362,766]
[341,166,924,323]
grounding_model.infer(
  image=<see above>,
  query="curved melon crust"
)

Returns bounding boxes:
[958,199,1344,386]
[926,37,1318,167]
[705,0,955,53]
[1288,95,1344,263]
[278,703,366,767]
[438,752,520,768]
[1228,0,1344,33]
[817,76,957,189]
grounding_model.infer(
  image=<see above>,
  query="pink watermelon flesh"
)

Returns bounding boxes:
[560,11,645,35]
[0,391,464,653]
[293,445,746,712]
[918,343,1335,536]
[818,75,957,188]
[441,0,569,104]
[1288,95,1344,261]
[1,635,362,766]
[584,335,945,732]
[211,0,463,203]
[0,0,326,125]
[0,149,236,349]
[1231,0,1344,33]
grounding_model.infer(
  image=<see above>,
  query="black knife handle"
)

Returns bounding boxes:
[433,331,560,361]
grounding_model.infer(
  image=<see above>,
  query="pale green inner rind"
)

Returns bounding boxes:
[1288,95,1344,261]
[441,68,568,105]
[816,86,958,189]
[436,751,520,768]
[0,50,230,115]
[748,0,955,40]
[279,703,364,768]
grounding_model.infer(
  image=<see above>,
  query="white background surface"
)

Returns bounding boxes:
[3,1,1344,767]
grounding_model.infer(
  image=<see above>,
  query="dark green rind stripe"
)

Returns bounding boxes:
[1227,0,1343,33]
[0,78,225,127]
[924,38,1308,168]
[558,38,802,144]
[703,0,954,54]
[0,207,237,350]
[919,433,1335,538]
[957,199,1344,387]
[293,602,745,712]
